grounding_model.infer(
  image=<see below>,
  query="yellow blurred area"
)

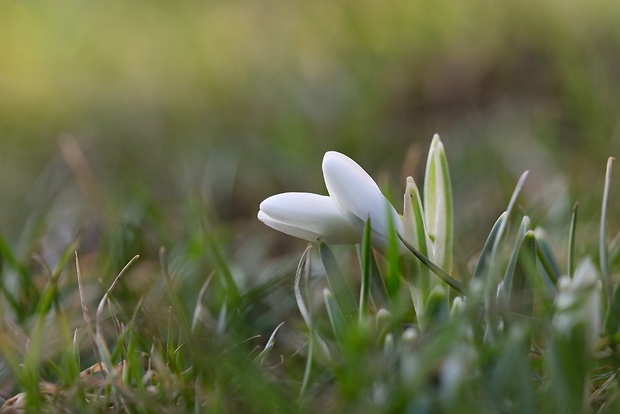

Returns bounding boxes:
[0,0,619,244]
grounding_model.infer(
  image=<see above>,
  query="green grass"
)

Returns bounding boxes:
[1,138,620,413]
[2,0,620,412]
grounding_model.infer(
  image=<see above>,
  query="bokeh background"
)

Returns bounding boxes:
[1,0,620,282]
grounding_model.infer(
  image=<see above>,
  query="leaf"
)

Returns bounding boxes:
[568,202,578,278]
[502,216,531,298]
[423,134,453,273]
[324,288,349,345]
[398,234,464,294]
[295,246,314,329]
[359,218,372,323]
[509,230,537,317]
[472,212,508,280]
[319,242,357,320]
[255,322,285,365]
[403,176,434,320]
[423,285,449,328]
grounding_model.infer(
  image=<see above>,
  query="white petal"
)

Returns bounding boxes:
[322,151,402,249]
[258,192,359,244]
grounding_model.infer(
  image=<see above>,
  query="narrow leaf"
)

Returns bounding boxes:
[403,176,435,319]
[600,157,614,302]
[398,234,464,294]
[255,322,285,365]
[324,288,350,345]
[509,231,537,317]
[359,218,372,323]
[295,246,314,328]
[319,242,357,319]
[536,237,560,286]
[492,170,530,258]
[502,216,531,295]
[423,134,453,272]
[568,202,578,278]
[472,211,508,280]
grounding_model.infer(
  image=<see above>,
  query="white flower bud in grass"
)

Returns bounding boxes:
[258,192,359,244]
[322,151,402,251]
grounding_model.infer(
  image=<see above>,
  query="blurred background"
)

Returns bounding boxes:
[1,0,620,282]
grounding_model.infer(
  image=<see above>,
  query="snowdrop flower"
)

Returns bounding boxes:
[257,192,359,244]
[322,151,402,249]
[258,151,402,250]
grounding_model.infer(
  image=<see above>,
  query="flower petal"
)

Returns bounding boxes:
[258,192,359,244]
[322,151,402,249]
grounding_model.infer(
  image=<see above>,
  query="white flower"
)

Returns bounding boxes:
[258,151,402,249]
[258,192,359,244]
[322,151,402,249]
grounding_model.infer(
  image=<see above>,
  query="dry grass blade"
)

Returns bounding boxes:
[191,273,214,333]
[75,252,102,379]
[95,255,140,369]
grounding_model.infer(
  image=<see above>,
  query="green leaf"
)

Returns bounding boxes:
[385,205,401,298]
[359,218,372,323]
[423,285,449,328]
[472,211,508,280]
[568,202,578,278]
[536,235,560,286]
[324,288,350,345]
[502,216,531,299]
[319,242,357,320]
[423,134,453,273]
[508,230,537,317]
[403,176,434,319]
[492,170,529,257]
[357,243,389,310]
[604,283,620,335]
[398,234,464,294]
